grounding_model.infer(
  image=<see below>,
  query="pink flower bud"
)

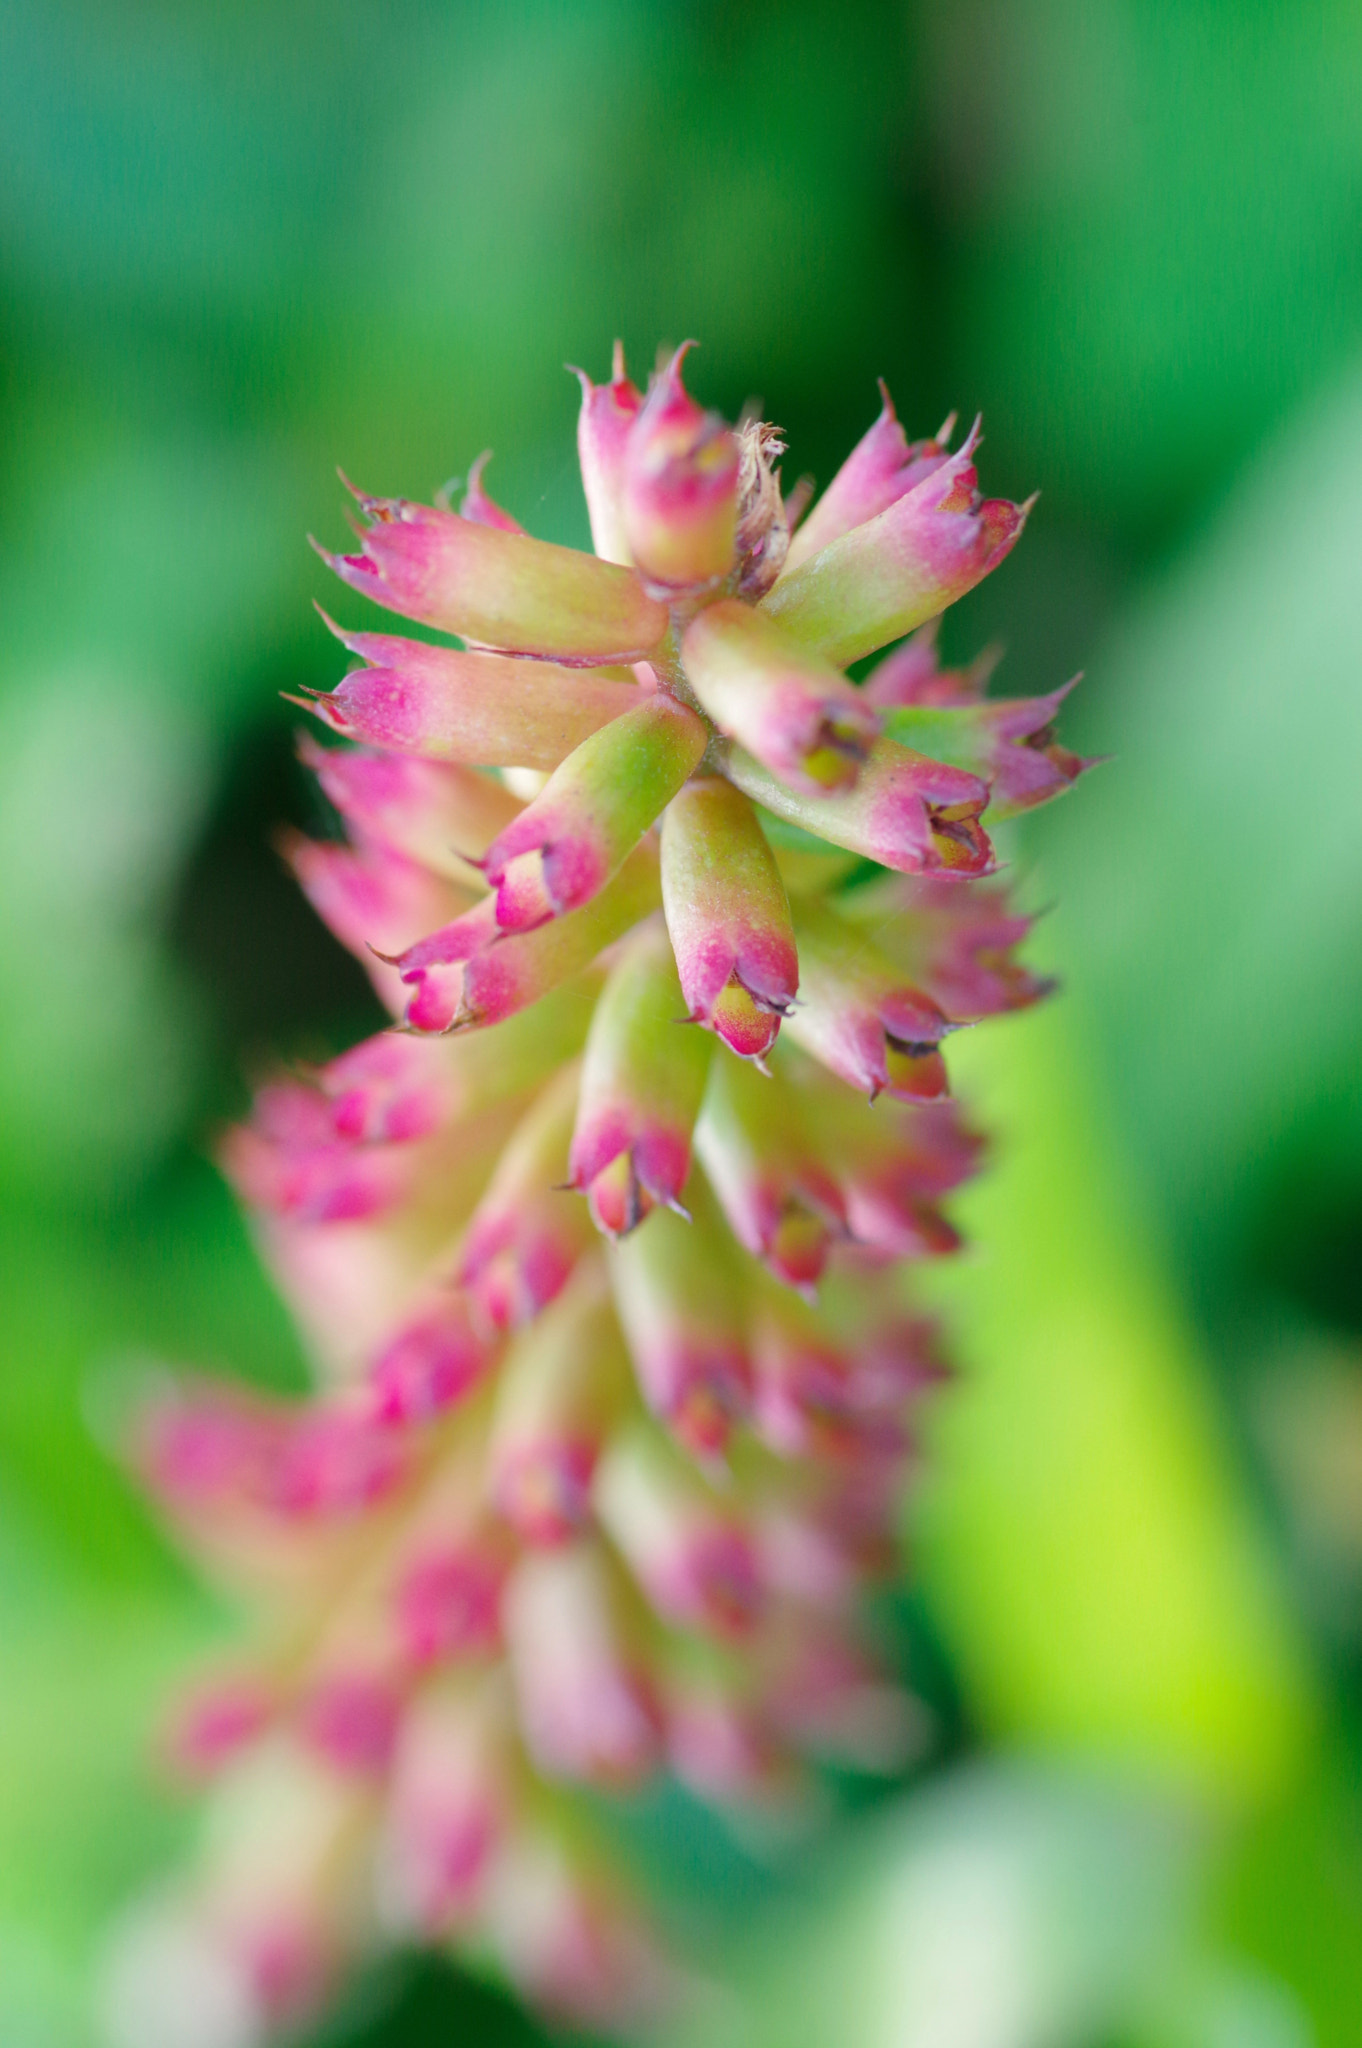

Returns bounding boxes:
[573,342,644,565]
[393,837,661,1033]
[694,1050,846,1288]
[270,1400,410,1520]
[130,1375,284,1513]
[761,1621,921,1771]
[376,1679,510,1936]
[486,1828,670,2031]
[608,1180,752,1456]
[457,450,525,534]
[749,1273,946,1459]
[660,777,798,1061]
[162,1673,275,1780]
[782,385,955,574]
[317,486,666,661]
[298,1670,402,1776]
[762,423,1031,667]
[479,693,707,933]
[882,677,1093,819]
[301,623,643,770]
[367,1294,498,1424]
[595,1422,764,1638]
[790,1071,980,1258]
[621,344,740,591]
[219,1097,415,1225]
[860,615,1001,707]
[721,733,994,876]
[394,1544,507,1667]
[457,1064,594,1329]
[503,1542,662,1786]
[681,597,880,794]
[312,975,600,1143]
[784,898,958,1102]
[836,874,1053,1018]
[487,1259,633,1544]
[298,733,523,884]
[567,919,712,1236]
[665,1680,795,1809]
[283,830,475,1014]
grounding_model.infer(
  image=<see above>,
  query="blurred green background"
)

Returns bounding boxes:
[2,2,1361,2043]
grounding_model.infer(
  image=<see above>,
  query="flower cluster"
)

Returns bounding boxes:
[105,346,1088,2045]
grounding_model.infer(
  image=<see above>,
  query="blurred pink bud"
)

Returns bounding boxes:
[299,1670,402,1776]
[393,838,660,1033]
[457,1064,594,1329]
[722,733,994,877]
[219,1098,414,1225]
[488,1260,634,1545]
[782,385,955,574]
[479,693,706,933]
[283,829,475,1013]
[270,1401,409,1519]
[317,485,666,660]
[573,342,644,564]
[621,344,740,591]
[504,1543,662,1786]
[608,1186,752,1457]
[837,874,1053,1018]
[394,1544,507,1666]
[568,919,712,1236]
[487,1829,670,2032]
[784,898,958,1102]
[596,1423,764,1638]
[660,777,799,1061]
[860,615,1001,708]
[162,1673,275,1780]
[367,1294,498,1423]
[665,1683,794,1808]
[750,1289,862,1457]
[312,977,599,1145]
[761,1622,923,1771]
[302,621,642,769]
[130,1376,284,1512]
[694,1050,846,1288]
[763,422,1030,667]
[681,598,880,794]
[298,734,523,883]
[377,1681,509,1936]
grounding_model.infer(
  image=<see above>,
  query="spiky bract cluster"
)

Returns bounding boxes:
[106,344,1088,2046]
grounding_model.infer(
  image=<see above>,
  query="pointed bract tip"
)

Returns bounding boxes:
[875,377,897,419]
[662,339,700,387]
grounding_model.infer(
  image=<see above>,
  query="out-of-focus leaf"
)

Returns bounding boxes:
[1039,366,1362,1297]
[916,997,1314,1802]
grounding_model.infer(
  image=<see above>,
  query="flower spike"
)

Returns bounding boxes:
[113,336,1095,2044]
